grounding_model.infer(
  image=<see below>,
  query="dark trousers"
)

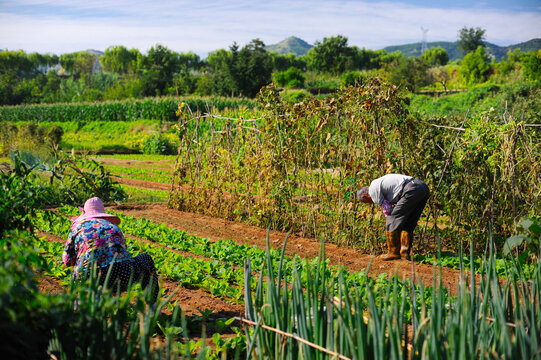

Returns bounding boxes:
[96,253,160,304]
[385,179,430,232]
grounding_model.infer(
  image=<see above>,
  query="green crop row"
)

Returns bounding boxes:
[0,96,257,123]
[245,231,541,359]
[32,209,246,301]
[413,252,538,279]
[55,204,446,319]
[120,184,170,203]
[106,164,173,183]
[34,236,72,283]
[58,205,280,271]
[95,154,177,162]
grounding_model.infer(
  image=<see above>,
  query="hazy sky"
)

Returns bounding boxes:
[1,0,540,57]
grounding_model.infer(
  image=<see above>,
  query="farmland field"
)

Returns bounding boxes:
[2,82,540,358]
[38,153,466,307]
[28,152,469,355]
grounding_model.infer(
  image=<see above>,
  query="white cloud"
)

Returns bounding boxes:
[1,0,540,55]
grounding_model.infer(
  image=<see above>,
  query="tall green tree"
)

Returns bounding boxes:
[388,57,430,92]
[496,49,524,76]
[100,46,140,74]
[139,44,180,96]
[196,49,233,96]
[459,46,491,84]
[428,66,450,90]
[177,52,201,72]
[0,50,34,77]
[356,48,390,70]
[0,50,50,105]
[305,35,357,74]
[227,39,273,97]
[270,53,307,72]
[522,50,541,80]
[458,27,486,55]
[422,47,449,66]
[273,67,305,88]
[170,52,202,96]
[28,52,59,74]
[59,51,98,80]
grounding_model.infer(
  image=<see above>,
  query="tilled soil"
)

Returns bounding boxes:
[36,157,468,339]
[36,200,465,326]
[109,202,464,293]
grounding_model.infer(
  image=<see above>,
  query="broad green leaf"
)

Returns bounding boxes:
[503,235,527,255]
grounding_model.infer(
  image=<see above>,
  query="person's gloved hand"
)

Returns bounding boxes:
[380,200,393,216]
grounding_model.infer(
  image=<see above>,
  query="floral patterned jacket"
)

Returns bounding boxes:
[62,218,133,278]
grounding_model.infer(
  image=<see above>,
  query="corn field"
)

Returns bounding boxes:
[0,96,256,123]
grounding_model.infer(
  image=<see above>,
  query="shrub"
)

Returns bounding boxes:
[141,133,177,155]
[305,79,339,95]
[0,231,56,359]
[4,150,126,207]
[0,152,50,234]
[0,122,63,156]
[522,50,541,80]
[341,71,365,87]
[273,67,305,89]
[282,89,311,104]
[459,46,492,85]
[504,216,541,264]
[1,232,179,359]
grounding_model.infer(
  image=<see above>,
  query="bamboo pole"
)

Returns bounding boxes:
[237,317,353,360]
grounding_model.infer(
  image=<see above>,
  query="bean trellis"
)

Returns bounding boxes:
[169,78,541,253]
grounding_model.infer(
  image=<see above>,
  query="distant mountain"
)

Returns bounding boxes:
[266,36,313,56]
[504,38,541,55]
[383,39,541,61]
[384,41,460,61]
[87,49,105,56]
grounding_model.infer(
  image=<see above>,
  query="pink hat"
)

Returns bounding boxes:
[70,197,121,225]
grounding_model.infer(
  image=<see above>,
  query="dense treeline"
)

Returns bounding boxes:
[0,36,396,105]
[1,29,540,106]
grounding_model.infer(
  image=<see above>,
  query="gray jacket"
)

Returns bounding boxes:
[368,174,413,205]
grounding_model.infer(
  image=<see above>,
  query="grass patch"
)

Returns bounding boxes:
[106,165,173,183]
[120,184,169,202]
[32,120,177,153]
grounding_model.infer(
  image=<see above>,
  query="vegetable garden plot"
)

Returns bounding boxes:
[11,205,541,359]
[35,231,244,320]
[170,80,414,249]
[168,79,541,253]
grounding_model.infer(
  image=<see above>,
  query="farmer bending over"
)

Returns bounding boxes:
[357,174,430,260]
[62,197,160,305]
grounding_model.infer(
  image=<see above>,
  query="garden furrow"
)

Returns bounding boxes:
[35,231,244,320]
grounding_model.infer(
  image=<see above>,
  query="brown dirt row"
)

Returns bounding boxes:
[110,202,467,295]
[114,176,172,191]
[91,157,175,171]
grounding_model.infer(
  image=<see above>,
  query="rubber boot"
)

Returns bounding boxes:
[400,231,413,260]
[381,231,401,261]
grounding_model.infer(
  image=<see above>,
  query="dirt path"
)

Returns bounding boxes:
[113,176,172,191]
[91,157,175,171]
[111,202,464,294]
